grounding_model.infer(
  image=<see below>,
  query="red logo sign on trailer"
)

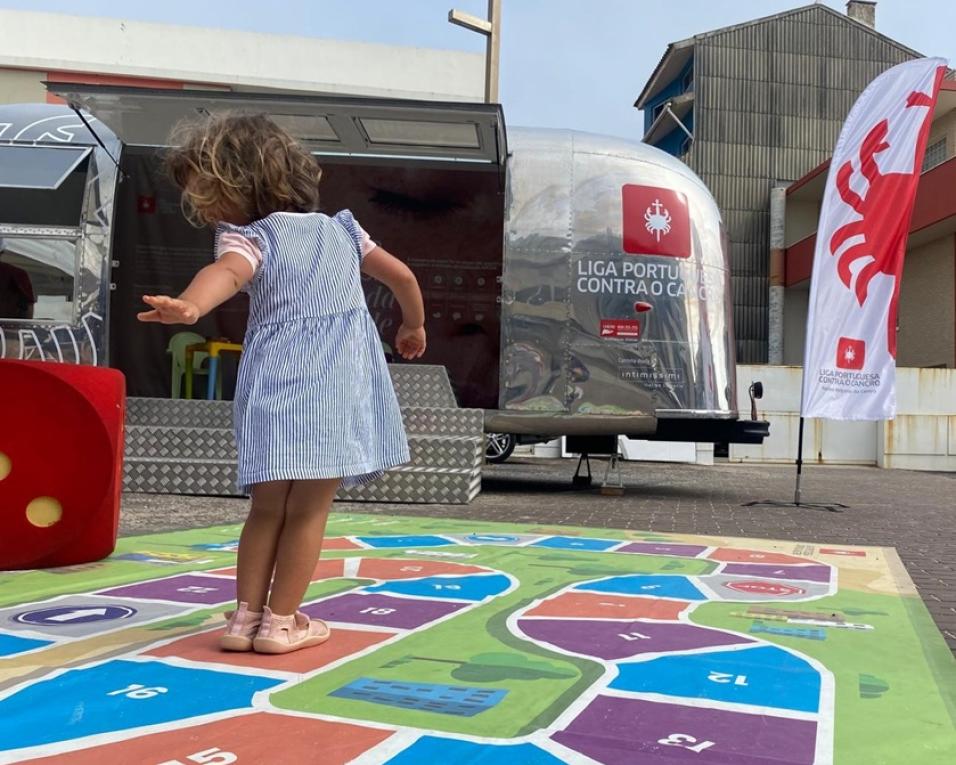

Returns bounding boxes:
[622,184,690,258]
[600,319,641,340]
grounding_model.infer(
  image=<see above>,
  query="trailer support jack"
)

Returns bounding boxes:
[572,452,625,495]
[601,454,625,496]
[572,454,592,489]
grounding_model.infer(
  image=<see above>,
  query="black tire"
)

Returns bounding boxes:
[485,433,517,464]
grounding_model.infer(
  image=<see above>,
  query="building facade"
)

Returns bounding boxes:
[0,9,484,106]
[636,2,919,363]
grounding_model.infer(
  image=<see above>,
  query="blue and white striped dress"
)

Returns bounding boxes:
[215,210,409,493]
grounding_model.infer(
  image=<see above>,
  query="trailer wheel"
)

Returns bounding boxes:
[485,433,516,464]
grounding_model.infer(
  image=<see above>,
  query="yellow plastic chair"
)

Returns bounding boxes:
[167,331,215,399]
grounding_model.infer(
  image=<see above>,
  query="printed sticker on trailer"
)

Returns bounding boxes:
[600,319,642,340]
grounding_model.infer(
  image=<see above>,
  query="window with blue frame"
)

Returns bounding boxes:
[643,56,695,135]
[682,65,694,93]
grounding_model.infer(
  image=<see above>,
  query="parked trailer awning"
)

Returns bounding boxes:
[46,84,506,167]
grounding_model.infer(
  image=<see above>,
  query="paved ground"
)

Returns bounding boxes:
[121,459,956,654]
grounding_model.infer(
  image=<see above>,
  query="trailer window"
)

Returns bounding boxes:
[0,238,76,322]
[360,119,481,150]
[0,146,91,227]
[271,114,338,143]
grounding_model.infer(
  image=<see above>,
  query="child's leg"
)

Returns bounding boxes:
[236,480,291,610]
[267,478,340,615]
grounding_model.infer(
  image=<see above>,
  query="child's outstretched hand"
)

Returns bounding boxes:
[138,295,201,325]
[396,324,426,360]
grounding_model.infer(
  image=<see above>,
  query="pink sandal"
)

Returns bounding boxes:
[220,602,263,651]
[253,606,331,654]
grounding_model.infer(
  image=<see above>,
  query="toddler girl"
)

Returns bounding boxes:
[138,113,425,654]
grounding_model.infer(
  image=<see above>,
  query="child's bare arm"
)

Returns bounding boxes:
[138,252,253,325]
[361,246,426,359]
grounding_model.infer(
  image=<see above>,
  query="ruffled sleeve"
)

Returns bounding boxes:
[216,232,262,273]
[214,222,269,290]
[333,209,376,260]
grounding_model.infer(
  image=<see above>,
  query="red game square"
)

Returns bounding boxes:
[622,184,691,258]
[820,547,866,557]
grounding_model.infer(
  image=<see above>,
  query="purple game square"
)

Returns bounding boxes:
[618,542,708,557]
[518,619,750,661]
[553,696,817,765]
[98,574,237,605]
[302,592,467,630]
[720,563,832,583]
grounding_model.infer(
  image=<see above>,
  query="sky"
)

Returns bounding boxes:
[0,0,953,140]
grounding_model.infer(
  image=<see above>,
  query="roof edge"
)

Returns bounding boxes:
[635,39,694,109]
[697,3,923,59]
[636,3,926,110]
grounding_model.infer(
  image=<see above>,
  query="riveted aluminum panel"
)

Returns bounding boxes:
[501,128,739,421]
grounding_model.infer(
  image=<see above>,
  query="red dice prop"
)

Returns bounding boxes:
[0,360,125,570]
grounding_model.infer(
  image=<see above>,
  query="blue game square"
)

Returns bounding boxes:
[0,632,52,657]
[364,574,511,602]
[0,659,281,750]
[388,737,565,764]
[610,645,821,713]
[532,536,621,552]
[576,574,708,600]
[357,535,454,548]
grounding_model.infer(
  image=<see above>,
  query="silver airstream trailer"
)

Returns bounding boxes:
[0,87,766,499]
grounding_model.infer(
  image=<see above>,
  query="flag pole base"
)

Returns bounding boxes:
[741,499,848,513]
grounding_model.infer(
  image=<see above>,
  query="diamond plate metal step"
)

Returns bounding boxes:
[124,365,485,503]
[126,426,237,461]
[126,426,482,470]
[124,460,481,503]
[127,397,232,428]
[401,407,484,436]
[389,364,457,408]
[127,403,483,435]
[338,466,481,504]
[124,458,239,496]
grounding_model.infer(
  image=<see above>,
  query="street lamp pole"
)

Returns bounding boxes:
[449,0,501,103]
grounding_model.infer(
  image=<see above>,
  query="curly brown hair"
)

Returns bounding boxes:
[165,112,322,227]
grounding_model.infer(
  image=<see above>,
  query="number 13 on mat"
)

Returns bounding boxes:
[658,733,716,753]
